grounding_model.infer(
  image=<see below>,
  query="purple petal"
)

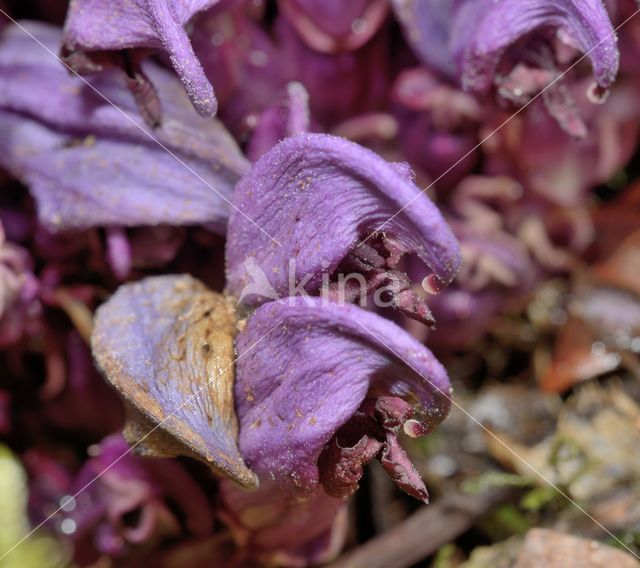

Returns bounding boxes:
[61,0,219,116]
[279,0,390,53]
[392,0,457,78]
[234,296,451,493]
[451,0,619,94]
[219,296,451,561]
[0,22,248,232]
[91,275,257,489]
[226,134,461,316]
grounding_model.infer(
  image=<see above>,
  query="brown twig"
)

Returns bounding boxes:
[327,489,505,568]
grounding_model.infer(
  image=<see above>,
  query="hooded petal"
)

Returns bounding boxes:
[61,0,220,116]
[219,296,451,562]
[279,0,390,53]
[451,0,619,94]
[226,133,460,312]
[91,274,257,489]
[0,22,248,232]
[234,296,451,492]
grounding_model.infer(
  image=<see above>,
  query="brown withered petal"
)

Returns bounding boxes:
[91,275,257,489]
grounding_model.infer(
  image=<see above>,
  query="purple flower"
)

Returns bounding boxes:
[90,133,460,563]
[483,77,640,205]
[227,134,460,326]
[66,434,214,564]
[92,277,453,563]
[61,0,222,121]
[394,0,620,137]
[275,16,392,128]
[451,0,619,93]
[0,22,248,233]
[191,6,392,133]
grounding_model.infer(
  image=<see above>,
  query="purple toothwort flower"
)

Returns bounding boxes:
[61,0,223,122]
[89,133,461,564]
[227,134,460,326]
[458,0,619,138]
[0,23,248,234]
[395,0,621,137]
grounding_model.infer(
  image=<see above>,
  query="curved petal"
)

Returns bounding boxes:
[279,0,390,53]
[61,0,219,116]
[91,275,257,489]
[219,296,451,562]
[226,133,460,308]
[234,296,452,491]
[451,0,619,94]
[0,22,248,232]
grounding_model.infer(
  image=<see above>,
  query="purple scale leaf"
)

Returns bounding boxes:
[226,133,461,323]
[91,274,258,490]
[61,0,220,117]
[0,22,248,232]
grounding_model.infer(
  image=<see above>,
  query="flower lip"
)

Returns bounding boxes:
[445,0,620,136]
